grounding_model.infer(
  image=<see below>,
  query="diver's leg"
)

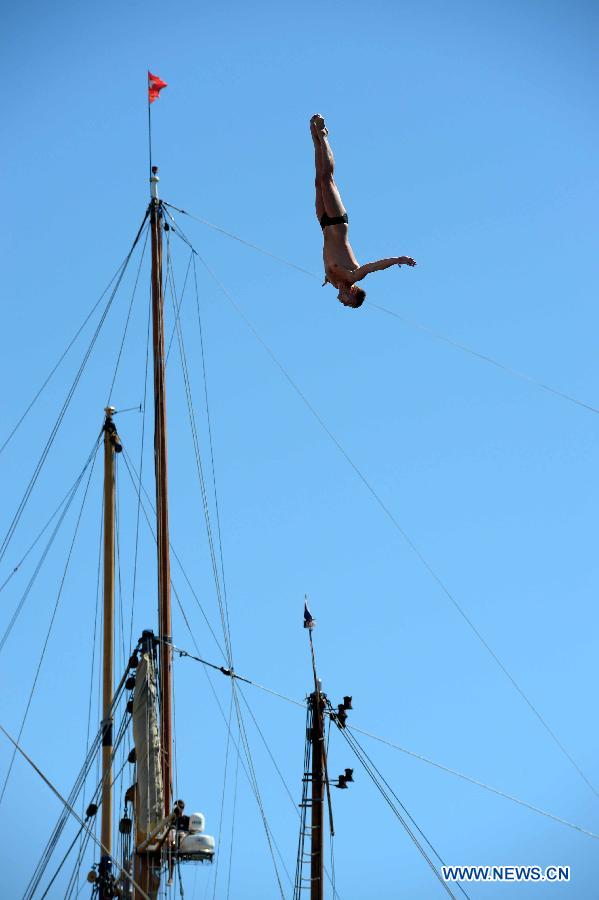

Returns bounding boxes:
[311,115,346,218]
[311,118,325,222]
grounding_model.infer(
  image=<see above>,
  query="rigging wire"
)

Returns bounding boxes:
[164,202,318,278]
[0,439,101,597]
[293,699,313,900]
[16,199,591,892]
[191,252,234,669]
[107,221,150,403]
[115,461,127,677]
[368,302,599,416]
[63,693,133,898]
[332,715,466,900]
[38,822,86,900]
[120,448,227,660]
[4,703,144,899]
[230,678,290,898]
[346,724,469,899]
[168,611,292,898]
[128,285,152,652]
[0,436,101,808]
[164,234,234,669]
[345,723,599,840]
[169,639,342,893]
[164,639,305,706]
[180,233,599,803]
[165,248,193,365]
[225,722,240,900]
[165,638,599,841]
[24,662,131,899]
[0,225,147,459]
[119,400,293,900]
[163,202,599,418]
[169,592,291,897]
[0,210,149,568]
[76,489,105,889]
[211,689,235,900]
[0,433,102,655]
[237,684,300,813]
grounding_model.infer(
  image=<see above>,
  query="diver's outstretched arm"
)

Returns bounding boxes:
[348,257,417,284]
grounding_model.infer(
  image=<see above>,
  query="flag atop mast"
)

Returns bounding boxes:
[148,71,167,103]
[304,596,316,630]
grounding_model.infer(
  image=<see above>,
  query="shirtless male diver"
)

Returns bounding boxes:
[311,114,416,309]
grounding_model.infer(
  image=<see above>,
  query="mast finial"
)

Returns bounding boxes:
[150,165,160,200]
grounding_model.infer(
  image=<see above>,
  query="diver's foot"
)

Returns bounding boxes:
[310,114,328,136]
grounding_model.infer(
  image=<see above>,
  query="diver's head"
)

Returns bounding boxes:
[337,284,366,309]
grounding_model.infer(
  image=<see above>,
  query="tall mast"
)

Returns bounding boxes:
[295,605,351,900]
[99,407,121,896]
[309,687,325,900]
[149,167,173,817]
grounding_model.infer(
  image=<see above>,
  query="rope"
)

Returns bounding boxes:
[77,492,104,888]
[192,252,235,680]
[39,823,85,900]
[347,723,599,841]
[185,243,599,801]
[211,690,235,900]
[0,439,100,597]
[6,701,146,899]
[107,220,150,402]
[128,286,152,652]
[120,448,227,660]
[169,613,290,898]
[0,438,101,807]
[164,639,305,707]
[293,701,313,900]
[225,727,240,900]
[0,235,145,458]
[24,662,131,898]
[369,303,599,415]
[230,679,290,897]
[164,202,317,278]
[166,641,599,841]
[164,235,234,669]
[335,718,467,899]
[115,466,129,703]
[353,729,469,899]
[164,204,599,418]
[165,248,193,364]
[0,210,149,567]
[0,434,102,655]
[122,402,292,900]
[238,685,299,813]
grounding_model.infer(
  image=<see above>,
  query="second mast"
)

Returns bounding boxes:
[150,167,173,817]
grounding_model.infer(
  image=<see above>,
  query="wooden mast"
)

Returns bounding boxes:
[309,688,325,900]
[149,167,173,817]
[306,621,325,900]
[99,407,121,895]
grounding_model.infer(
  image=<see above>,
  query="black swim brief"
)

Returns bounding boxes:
[320,212,349,229]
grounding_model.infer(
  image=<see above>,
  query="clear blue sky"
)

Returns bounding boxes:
[1,0,599,897]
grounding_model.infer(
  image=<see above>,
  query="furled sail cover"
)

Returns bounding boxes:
[133,651,164,842]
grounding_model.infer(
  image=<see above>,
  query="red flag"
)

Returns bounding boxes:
[148,71,167,104]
